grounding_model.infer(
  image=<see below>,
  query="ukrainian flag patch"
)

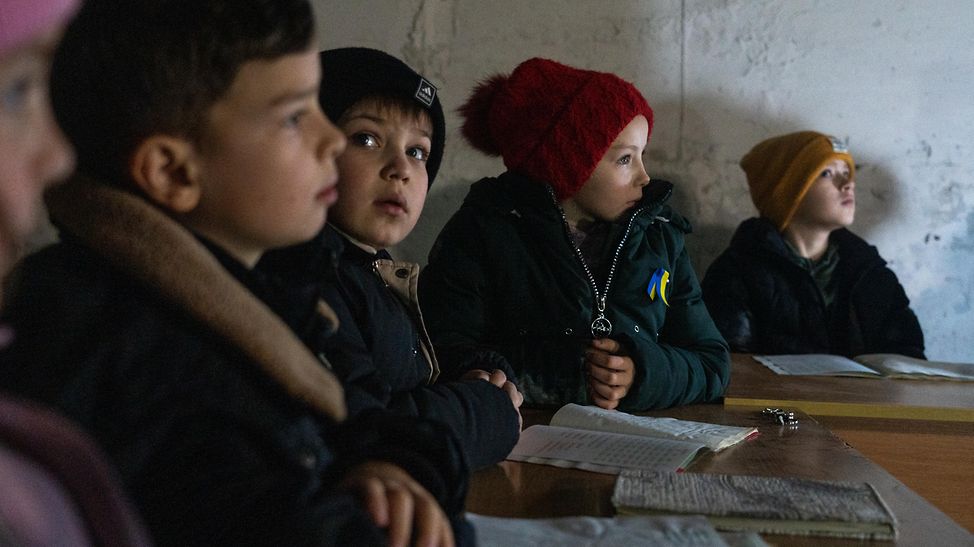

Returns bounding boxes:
[647,267,671,306]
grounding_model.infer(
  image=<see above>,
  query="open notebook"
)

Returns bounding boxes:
[506,404,758,474]
[754,353,974,381]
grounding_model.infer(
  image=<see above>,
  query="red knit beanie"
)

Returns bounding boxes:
[460,58,654,200]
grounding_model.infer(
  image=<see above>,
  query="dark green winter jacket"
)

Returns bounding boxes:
[419,172,730,411]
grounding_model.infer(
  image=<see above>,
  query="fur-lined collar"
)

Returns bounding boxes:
[44,176,346,421]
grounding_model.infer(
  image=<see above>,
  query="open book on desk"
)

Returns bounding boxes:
[549,403,758,451]
[612,470,898,540]
[754,353,974,381]
[506,404,758,474]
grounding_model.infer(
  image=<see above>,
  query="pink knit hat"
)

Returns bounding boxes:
[460,58,654,200]
[0,0,79,55]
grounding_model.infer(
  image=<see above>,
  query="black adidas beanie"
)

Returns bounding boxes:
[319,47,446,186]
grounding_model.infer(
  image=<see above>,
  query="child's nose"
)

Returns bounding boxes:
[635,158,650,186]
[317,111,346,160]
[38,108,75,188]
[382,152,413,182]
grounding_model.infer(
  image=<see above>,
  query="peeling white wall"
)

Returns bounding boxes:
[313,0,974,362]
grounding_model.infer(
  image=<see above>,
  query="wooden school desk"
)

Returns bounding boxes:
[467,406,974,546]
[724,353,974,421]
[724,353,974,532]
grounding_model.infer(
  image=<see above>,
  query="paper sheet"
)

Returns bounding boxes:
[507,425,705,474]
[550,404,757,451]
[467,513,746,547]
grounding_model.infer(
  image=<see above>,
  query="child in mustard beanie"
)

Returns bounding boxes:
[701,131,925,358]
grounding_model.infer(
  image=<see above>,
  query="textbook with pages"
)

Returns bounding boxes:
[467,512,769,547]
[506,404,758,474]
[612,470,897,540]
[754,353,974,381]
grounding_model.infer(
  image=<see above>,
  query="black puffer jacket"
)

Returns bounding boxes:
[701,217,925,358]
[0,179,473,547]
[259,225,520,471]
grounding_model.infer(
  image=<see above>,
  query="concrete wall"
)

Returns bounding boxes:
[313,0,974,362]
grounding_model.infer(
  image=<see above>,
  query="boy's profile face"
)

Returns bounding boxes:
[182,46,345,266]
[790,158,855,232]
[565,115,650,224]
[328,99,431,249]
[0,29,74,274]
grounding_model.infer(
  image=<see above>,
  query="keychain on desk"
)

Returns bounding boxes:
[761,407,799,427]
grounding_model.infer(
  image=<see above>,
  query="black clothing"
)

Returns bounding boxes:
[0,179,472,546]
[701,217,925,358]
[259,226,520,470]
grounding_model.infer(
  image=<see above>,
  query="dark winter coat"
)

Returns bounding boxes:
[701,217,925,358]
[419,173,730,411]
[258,225,520,470]
[0,178,472,547]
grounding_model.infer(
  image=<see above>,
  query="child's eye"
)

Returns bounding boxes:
[0,77,33,113]
[284,109,308,128]
[407,146,429,162]
[820,168,834,178]
[350,132,379,148]
[617,154,632,166]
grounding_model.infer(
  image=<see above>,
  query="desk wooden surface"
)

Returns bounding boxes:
[816,414,974,534]
[724,353,974,421]
[724,353,974,532]
[468,405,973,546]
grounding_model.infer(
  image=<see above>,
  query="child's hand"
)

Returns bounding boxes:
[459,368,492,383]
[460,369,524,431]
[585,338,635,410]
[340,461,455,547]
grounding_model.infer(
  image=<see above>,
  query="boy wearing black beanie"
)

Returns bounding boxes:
[260,48,523,472]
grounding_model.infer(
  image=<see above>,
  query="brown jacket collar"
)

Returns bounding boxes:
[45,177,346,421]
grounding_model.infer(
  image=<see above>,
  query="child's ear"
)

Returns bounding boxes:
[129,135,201,213]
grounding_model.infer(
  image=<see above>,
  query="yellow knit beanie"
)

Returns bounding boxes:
[740,131,855,231]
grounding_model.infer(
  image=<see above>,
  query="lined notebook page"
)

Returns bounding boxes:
[550,404,757,451]
[507,425,706,475]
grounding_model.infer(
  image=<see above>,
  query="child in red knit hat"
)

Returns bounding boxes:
[420,58,730,411]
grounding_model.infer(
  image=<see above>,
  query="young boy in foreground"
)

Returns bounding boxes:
[0,1,468,545]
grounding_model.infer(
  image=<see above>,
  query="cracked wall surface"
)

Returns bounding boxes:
[314,0,974,361]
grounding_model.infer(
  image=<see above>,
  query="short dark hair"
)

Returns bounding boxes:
[50,0,315,183]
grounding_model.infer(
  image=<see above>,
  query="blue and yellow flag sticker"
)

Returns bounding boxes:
[647,268,671,306]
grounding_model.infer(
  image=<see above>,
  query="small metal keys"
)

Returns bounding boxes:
[762,407,799,426]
